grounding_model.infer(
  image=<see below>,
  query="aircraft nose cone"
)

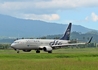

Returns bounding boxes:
[11,43,15,48]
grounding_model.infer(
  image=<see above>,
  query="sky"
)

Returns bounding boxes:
[0,0,98,30]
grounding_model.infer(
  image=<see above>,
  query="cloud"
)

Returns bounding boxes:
[91,12,98,22]
[85,12,98,22]
[0,0,98,14]
[18,14,60,21]
[0,0,98,21]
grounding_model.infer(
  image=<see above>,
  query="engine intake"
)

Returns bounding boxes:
[43,46,52,52]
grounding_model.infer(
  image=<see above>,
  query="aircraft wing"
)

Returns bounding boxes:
[51,42,86,47]
[39,37,93,48]
[52,36,93,47]
[52,37,93,47]
[39,46,45,48]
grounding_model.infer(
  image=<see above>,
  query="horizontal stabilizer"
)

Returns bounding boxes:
[87,36,93,44]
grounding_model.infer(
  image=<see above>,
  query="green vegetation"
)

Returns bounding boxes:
[38,31,98,43]
[1,31,98,43]
[0,44,11,49]
[0,48,98,70]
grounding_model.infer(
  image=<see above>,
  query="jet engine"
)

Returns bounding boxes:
[23,50,31,52]
[43,46,52,53]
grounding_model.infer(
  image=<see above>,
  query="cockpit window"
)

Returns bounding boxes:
[14,42,19,43]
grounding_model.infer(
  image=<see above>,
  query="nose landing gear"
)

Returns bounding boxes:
[16,49,19,53]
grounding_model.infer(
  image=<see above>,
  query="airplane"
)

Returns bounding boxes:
[11,23,92,53]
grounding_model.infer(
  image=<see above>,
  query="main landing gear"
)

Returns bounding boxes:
[16,49,20,53]
[48,51,52,53]
[36,50,40,53]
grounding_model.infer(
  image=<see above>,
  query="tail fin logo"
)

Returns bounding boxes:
[60,23,72,40]
[66,29,70,35]
[49,40,62,46]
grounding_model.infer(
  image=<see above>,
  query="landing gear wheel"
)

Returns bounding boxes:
[16,49,19,53]
[48,51,52,53]
[36,50,40,53]
[17,51,19,53]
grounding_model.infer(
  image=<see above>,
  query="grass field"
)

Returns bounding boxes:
[0,48,98,70]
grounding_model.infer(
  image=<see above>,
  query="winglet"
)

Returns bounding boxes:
[60,23,72,40]
[87,36,93,44]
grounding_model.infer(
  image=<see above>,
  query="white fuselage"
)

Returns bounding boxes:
[11,39,69,50]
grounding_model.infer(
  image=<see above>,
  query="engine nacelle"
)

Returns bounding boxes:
[23,50,31,52]
[43,46,52,52]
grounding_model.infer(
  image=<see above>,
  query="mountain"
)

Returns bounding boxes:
[0,14,97,37]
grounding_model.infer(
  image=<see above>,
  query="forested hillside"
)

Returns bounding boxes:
[0,14,97,37]
[44,31,98,43]
[0,31,98,44]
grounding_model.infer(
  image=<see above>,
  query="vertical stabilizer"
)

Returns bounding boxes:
[60,23,72,40]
